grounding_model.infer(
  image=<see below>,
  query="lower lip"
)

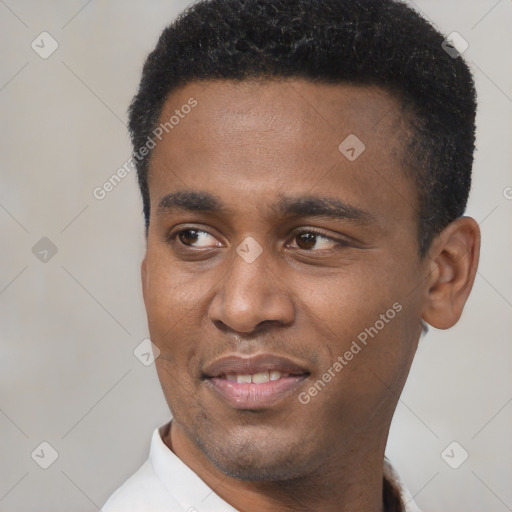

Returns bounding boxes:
[206,376,308,409]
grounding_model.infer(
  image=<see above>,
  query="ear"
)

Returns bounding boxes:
[422,217,481,329]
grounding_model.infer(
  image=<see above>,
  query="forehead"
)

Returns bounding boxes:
[151,78,411,172]
[147,79,417,234]
[158,78,406,142]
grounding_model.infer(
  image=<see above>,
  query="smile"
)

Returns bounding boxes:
[202,353,310,409]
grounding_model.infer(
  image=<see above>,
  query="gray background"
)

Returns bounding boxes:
[1,1,511,511]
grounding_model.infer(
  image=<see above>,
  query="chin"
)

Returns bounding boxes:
[195,425,317,482]
[207,451,311,482]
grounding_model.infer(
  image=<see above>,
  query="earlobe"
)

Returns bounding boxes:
[422,217,481,330]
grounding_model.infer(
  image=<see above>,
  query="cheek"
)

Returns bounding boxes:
[143,250,207,338]
[295,264,416,401]
[145,252,206,415]
[297,260,400,338]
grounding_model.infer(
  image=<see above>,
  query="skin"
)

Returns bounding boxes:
[140,79,480,512]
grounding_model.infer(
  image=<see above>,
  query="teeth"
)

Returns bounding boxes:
[224,371,290,383]
[252,371,270,383]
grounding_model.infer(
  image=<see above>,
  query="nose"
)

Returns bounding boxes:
[208,242,295,334]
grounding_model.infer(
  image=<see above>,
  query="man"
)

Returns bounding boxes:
[102,0,480,510]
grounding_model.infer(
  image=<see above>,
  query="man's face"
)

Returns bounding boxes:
[142,79,428,480]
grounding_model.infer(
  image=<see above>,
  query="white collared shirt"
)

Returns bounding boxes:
[102,422,421,512]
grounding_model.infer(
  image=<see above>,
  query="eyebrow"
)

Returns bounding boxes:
[156,190,375,225]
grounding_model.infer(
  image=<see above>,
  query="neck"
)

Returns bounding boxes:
[165,420,396,512]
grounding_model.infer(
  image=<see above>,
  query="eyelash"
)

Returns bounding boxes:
[166,227,349,253]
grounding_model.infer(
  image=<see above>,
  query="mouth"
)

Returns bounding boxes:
[202,354,310,410]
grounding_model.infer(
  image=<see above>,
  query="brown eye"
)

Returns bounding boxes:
[170,228,222,249]
[289,230,341,251]
[295,232,317,250]
[178,229,200,246]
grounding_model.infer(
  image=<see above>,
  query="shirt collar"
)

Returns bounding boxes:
[149,422,239,511]
[384,458,422,512]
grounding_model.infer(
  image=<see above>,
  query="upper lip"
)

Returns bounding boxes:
[202,353,310,378]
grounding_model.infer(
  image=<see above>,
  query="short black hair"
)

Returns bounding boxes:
[128,0,477,256]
